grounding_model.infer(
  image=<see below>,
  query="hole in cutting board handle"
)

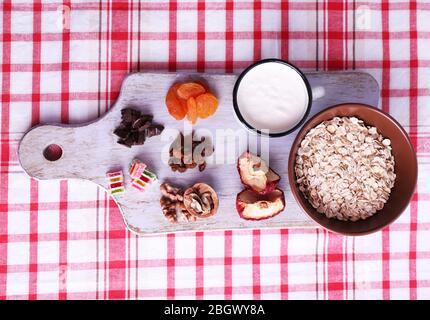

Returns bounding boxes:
[43,144,63,161]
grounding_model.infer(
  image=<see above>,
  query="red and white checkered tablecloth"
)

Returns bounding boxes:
[0,0,429,300]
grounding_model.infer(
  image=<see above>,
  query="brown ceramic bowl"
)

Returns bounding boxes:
[288,103,417,236]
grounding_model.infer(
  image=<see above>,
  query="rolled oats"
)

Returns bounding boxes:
[295,116,396,221]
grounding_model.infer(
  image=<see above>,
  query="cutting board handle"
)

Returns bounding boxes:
[19,124,77,180]
[18,114,118,186]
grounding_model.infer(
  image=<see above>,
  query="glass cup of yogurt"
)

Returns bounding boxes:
[233,59,313,137]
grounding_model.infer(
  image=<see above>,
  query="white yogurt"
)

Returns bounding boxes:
[236,62,309,134]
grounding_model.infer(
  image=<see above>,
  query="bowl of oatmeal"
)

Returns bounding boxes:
[288,104,417,236]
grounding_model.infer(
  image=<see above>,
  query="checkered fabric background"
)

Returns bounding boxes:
[0,0,429,300]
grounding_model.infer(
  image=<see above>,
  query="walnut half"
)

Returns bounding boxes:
[183,183,219,219]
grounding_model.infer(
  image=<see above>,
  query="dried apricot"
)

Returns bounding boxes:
[165,84,187,120]
[177,82,206,100]
[196,93,219,119]
[195,80,209,92]
[186,97,198,125]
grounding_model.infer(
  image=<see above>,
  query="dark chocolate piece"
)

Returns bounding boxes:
[136,115,153,129]
[113,126,130,139]
[145,125,164,138]
[121,108,141,123]
[114,108,163,148]
[135,132,146,145]
[132,115,153,130]
[117,138,133,148]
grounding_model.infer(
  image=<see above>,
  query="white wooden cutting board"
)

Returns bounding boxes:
[18,71,379,235]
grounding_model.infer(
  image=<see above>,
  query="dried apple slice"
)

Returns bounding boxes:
[236,188,285,220]
[237,151,280,194]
